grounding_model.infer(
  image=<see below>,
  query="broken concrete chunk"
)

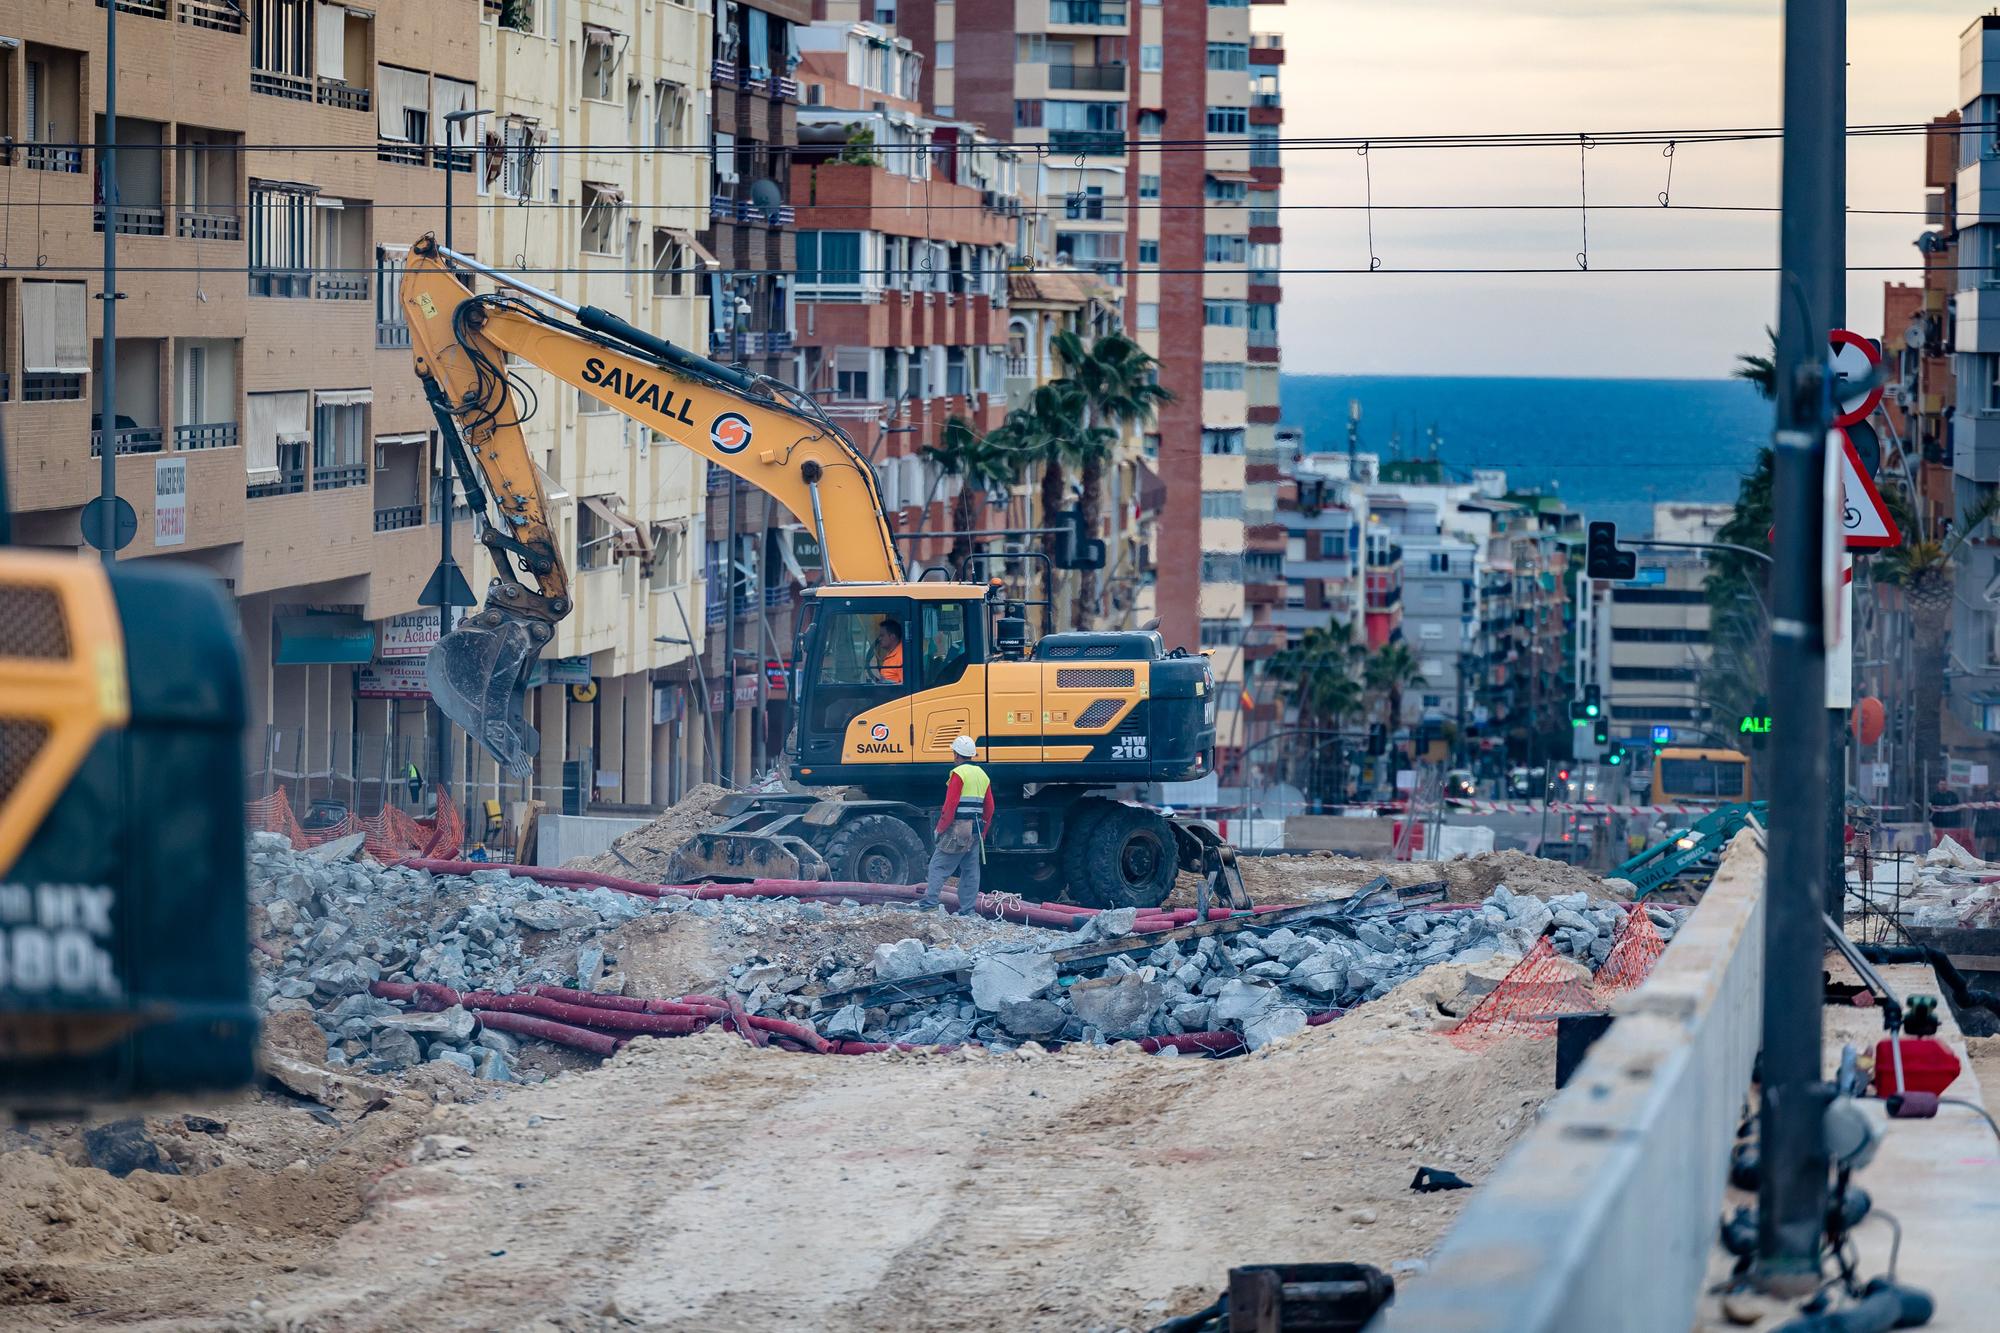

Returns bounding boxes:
[870,938,931,981]
[1243,1006,1309,1051]
[1213,978,1280,1026]
[825,1004,868,1041]
[996,999,1067,1040]
[970,951,1058,1011]
[369,1025,423,1071]
[380,1005,477,1044]
[510,900,599,933]
[1067,974,1167,1040]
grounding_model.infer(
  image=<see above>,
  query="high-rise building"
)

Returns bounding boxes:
[1951,15,2000,738]
[903,0,1285,774]
[1,0,480,814]
[463,0,714,812]
[695,0,810,786]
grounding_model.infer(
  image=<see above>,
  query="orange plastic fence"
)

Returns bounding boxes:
[247,785,463,863]
[1446,908,1667,1052]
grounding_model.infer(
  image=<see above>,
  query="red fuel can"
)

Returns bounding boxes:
[1873,1037,1962,1097]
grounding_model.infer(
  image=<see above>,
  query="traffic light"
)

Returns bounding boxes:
[1053,507,1105,570]
[1582,684,1601,719]
[1605,744,1626,767]
[1585,521,1637,581]
[1569,699,1587,728]
[1593,715,1609,746]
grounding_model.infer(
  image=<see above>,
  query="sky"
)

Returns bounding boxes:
[1265,0,1971,378]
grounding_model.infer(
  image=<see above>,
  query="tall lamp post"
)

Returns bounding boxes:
[422,106,492,810]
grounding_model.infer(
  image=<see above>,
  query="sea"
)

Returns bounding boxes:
[1278,376,1772,536]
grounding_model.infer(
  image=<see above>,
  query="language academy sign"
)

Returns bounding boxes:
[154,457,186,547]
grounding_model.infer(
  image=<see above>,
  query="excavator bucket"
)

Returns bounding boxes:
[426,618,540,776]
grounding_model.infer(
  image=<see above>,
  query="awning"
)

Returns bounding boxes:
[534,459,571,505]
[374,432,426,447]
[315,388,374,407]
[1207,169,1259,184]
[1135,460,1167,516]
[584,181,626,204]
[582,496,654,561]
[275,613,376,666]
[583,23,616,47]
[660,227,719,268]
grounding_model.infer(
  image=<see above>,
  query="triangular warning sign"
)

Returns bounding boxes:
[1838,433,1901,549]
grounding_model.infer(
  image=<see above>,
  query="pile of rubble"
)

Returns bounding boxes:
[1904,836,2000,927]
[752,885,1674,1054]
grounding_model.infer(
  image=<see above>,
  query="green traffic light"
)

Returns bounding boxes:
[1584,703,1600,718]
[1572,718,1586,727]
[1606,749,1623,765]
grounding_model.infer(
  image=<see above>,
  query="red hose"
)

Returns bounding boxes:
[472,1009,623,1056]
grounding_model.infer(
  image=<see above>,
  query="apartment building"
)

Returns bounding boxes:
[898,0,1286,772]
[461,0,714,811]
[690,0,807,787]
[1,0,479,811]
[1880,113,1960,540]
[1952,15,2000,738]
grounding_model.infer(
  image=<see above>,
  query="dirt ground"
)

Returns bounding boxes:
[1170,847,1615,909]
[1,968,1555,1332]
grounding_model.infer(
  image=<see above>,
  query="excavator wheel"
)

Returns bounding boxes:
[1057,797,1120,907]
[1070,804,1178,911]
[819,814,928,886]
[990,852,1065,901]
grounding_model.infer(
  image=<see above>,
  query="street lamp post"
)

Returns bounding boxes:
[426,107,493,811]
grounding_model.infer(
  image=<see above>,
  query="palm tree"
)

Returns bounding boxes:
[985,385,1098,630]
[1876,491,2000,785]
[1364,641,1424,736]
[1269,622,1367,803]
[922,415,1016,573]
[1733,326,1777,401]
[1051,330,1173,627]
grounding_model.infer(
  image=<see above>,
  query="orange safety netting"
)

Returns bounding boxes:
[247,785,463,863]
[1445,907,1669,1052]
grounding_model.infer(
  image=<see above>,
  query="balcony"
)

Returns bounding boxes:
[1957,411,2000,483]
[91,425,166,457]
[178,0,243,32]
[248,461,307,499]
[177,209,241,240]
[23,373,84,402]
[94,205,168,237]
[377,141,426,167]
[1047,64,1127,92]
[374,504,423,532]
[772,77,800,103]
[713,58,738,88]
[27,146,85,174]
[315,274,370,301]
[175,422,239,450]
[1049,130,1125,157]
[377,319,411,349]
[1049,0,1126,24]
[317,80,371,113]
[97,0,167,16]
[252,69,314,102]
[313,463,367,491]
[251,269,313,298]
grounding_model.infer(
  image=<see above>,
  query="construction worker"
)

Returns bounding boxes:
[921,736,992,914]
[871,616,904,685]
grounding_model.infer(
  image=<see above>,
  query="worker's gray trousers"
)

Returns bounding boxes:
[922,831,982,914]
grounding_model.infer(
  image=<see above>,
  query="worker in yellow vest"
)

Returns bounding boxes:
[921,735,992,914]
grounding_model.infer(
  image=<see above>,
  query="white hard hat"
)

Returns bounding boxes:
[952,735,978,758]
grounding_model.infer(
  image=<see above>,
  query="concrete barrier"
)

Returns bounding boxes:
[1376,830,1766,1333]
[533,813,653,867]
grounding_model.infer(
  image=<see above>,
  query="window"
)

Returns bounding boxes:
[312,395,369,489]
[1139,110,1165,137]
[1209,0,1250,7]
[1136,302,1159,330]
[580,181,625,255]
[1207,42,1249,71]
[653,80,689,148]
[1201,490,1244,519]
[936,41,955,69]
[652,230,685,296]
[1017,35,1049,63]
[1200,618,1244,646]
[251,0,312,82]
[1140,44,1162,72]
[798,231,864,285]
[1202,428,1245,455]
[1138,239,1160,266]
[1250,125,1280,167]
[1204,233,1246,264]
[1206,176,1248,202]
[248,181,315,296]
[577,496,609,571]
[1015,100,1044,129]
[1138,174,1160,200]
[1207,106,1248,136]
[1067,185,1105,219]
[496,118,538,199]
[833,349,872,400]
[1203,299,1245,327]
[922,602,972,688]
[816,610,911,688]
[578,387,611,415]
[375,245,409,346]
[1200,551,1244,583]
[19,280,90,396]
[1249,190,1279,228]
[1203,362,1244,391]
[582,26,623,102]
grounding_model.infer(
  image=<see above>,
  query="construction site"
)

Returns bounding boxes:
[0,779,1704,1331]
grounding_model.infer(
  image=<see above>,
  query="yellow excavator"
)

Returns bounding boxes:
[404,236,1237,909]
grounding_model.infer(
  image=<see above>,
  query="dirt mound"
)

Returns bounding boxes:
[1173,848,1613,908]
[565,782,733,879]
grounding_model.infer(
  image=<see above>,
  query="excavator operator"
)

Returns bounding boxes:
[870,616,904,685]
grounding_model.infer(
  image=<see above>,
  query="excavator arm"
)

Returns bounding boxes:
[400,235,903,773]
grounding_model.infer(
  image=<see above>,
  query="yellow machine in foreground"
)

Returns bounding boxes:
[403,237,1231,908]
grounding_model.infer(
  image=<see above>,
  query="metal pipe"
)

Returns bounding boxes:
[1755,0,1840,1291]
[97,0,118,565]
[436,243,584,315]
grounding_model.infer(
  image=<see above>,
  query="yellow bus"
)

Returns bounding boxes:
[1653,747,1754,803]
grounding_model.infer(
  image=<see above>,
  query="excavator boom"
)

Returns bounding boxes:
[400,236,905,771]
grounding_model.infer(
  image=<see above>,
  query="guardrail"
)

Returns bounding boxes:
[1377,831,1765,1332]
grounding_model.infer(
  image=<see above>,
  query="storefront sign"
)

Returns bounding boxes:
[526,655,594,687]
[766,658,790,699]
[378,608,464,659]
[733,674,760,706]
[356,661,433,699]
[154,457,186,548]
[653,684,686,726]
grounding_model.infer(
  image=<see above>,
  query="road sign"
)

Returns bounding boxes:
[1830,329,1884,428]
[80,495,137,552]
[1836,430,1901,549]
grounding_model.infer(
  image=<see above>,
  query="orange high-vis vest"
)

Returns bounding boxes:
[880,643,903,684]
